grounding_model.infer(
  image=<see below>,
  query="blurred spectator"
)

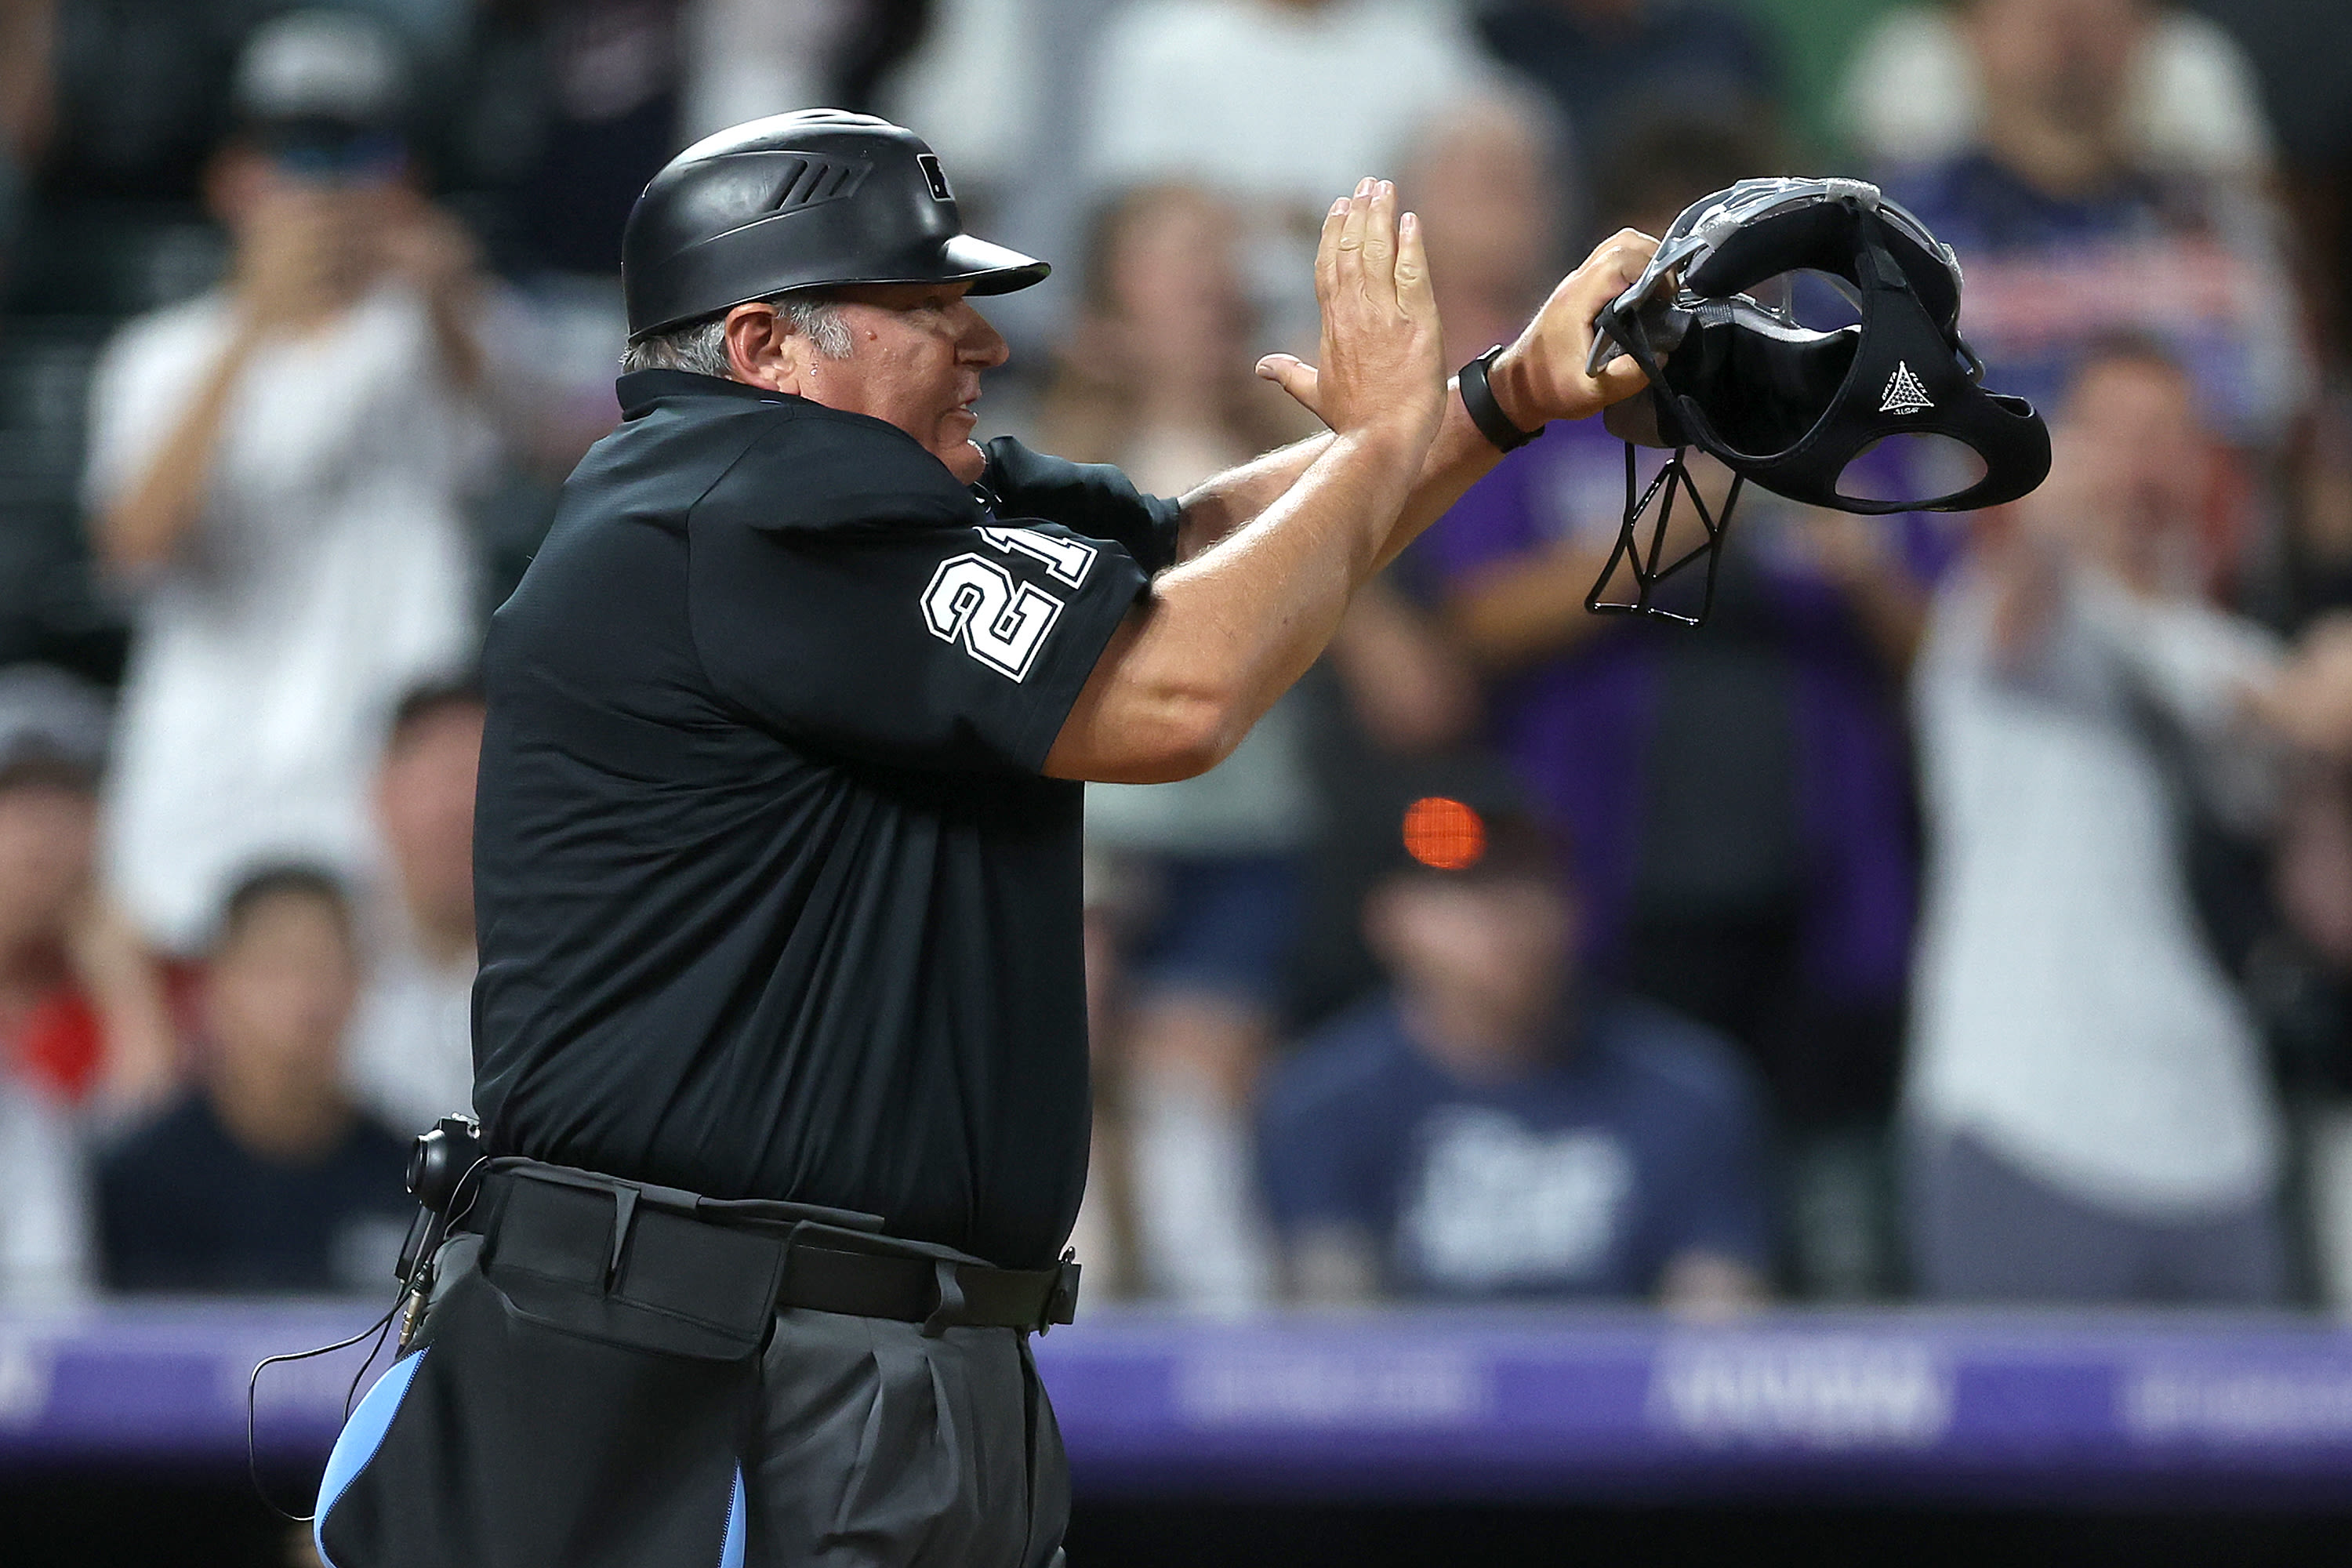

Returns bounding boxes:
[82,11,493,953]
[1266,89,1546,1027]
[682,0,829,142]
[1079,0,1489,346]
[1399,88,1570,361]
[1474,0,1779,179]
[1257,791,1770,1308]
[96,866,412,1293]
[876,0,1051,213]
[0,659,111,1308]
[0,0,53,179]
[2285,389,2352,623]
[347,681,483,1135]
[1415,121,1925,1296]
[1874,0,2309,448]
[0,1073,88,1305]
[33,0,249,208]
[1034,184,1314,1307]
[2256,612,2352,1308]
[2194,0,2352,365]
[1083,0,1486,216]
[1033,185,1309,493]
[2261,614,2352,768]
[1842,0,2275,180]
[0,665,176,1112]
[466,0,688,276]
[1906,336,2291,1304]
[32,0,473,213]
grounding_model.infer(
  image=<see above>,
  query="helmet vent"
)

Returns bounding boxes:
[765,155,868,214]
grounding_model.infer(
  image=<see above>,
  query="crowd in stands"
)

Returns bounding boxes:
[2,0,2351,1317]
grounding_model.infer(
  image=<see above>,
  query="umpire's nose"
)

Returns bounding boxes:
[957,298,1011,371]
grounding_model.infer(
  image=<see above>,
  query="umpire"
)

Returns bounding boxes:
[311,111,1656,1568]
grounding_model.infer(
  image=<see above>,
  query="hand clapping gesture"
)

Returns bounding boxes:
[1258,205,1661,437]
[1257,177,1446,459]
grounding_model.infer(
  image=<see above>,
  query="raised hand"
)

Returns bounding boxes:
[375,186,485,306]
[1257,177,1446,457]
[234,187,368,333]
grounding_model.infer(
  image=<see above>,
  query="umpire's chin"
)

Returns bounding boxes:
[931,406,988,485]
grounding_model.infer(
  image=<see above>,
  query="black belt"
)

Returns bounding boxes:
[779,1242,1073,1332]
[459,1160,1080,1340]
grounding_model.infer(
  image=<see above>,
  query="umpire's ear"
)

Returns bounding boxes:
[723,302,799,394]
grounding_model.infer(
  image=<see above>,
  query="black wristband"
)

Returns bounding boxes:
[1458,344,1544,452]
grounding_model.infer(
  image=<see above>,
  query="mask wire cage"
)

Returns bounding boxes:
[1584,441,1747,627]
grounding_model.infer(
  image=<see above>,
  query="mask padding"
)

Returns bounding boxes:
[1686,203,1859,301]
[1669,319,1858,459]
[1688,201,1959,329]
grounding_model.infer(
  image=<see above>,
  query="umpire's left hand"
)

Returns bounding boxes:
[1490,228,1662,427]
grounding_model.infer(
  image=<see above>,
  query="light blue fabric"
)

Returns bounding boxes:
[720,1465,746,1568]
[312,1346,430,1568]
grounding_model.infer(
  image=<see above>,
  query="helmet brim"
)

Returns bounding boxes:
[938,234,1051,295]
[625,233,1052,340]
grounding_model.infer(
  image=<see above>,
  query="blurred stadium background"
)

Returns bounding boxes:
[4,0,2352,1563]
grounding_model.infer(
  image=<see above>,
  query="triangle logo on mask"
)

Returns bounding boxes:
[1881,361,1934,415]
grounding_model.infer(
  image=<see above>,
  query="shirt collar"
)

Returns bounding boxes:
[615,368,799,419]
[618,370,1000,507]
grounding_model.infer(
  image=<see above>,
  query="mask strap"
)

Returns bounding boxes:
[1585,441,1745,627]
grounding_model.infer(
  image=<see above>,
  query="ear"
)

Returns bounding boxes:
[724,303,800,394]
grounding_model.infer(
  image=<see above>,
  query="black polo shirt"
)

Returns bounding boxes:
[471,370,1177,1269]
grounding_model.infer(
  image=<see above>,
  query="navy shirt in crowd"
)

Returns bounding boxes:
[96,1093,415,1293]
[1256,994,1770,1299]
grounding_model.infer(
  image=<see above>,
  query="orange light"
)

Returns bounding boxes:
[1402,797,1486,871]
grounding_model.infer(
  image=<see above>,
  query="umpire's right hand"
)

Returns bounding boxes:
[1258,176,1447,456]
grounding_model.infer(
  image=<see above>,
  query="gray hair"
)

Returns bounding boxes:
[621,294,853,376]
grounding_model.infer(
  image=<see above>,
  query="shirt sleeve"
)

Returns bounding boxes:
[1254,1039,1385,1236]
[81,305,223,517]
[688,419,1152,774]
[982,437,1182,575]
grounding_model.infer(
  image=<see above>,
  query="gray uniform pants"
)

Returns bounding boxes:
[750,1307,1069,1568]
[314,1235,1070,1568]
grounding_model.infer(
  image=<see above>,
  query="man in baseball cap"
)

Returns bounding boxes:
[0,666,175,1112]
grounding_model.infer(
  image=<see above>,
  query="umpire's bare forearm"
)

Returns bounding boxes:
[1171,376,1515,570]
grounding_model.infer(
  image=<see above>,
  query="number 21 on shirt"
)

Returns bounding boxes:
[920,527,1099,682]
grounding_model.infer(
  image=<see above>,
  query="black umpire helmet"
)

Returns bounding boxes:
[622,110,1051,343]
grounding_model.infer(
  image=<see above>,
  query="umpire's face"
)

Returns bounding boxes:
[728,281,1011,485]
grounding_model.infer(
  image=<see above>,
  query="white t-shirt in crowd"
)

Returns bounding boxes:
[1907,566,2285,1214]
[347,898,477,1136]
[1842,5,2275,179]
[0,1081,91,1305]
[84,284,488,951]
[1081,0,1490,212]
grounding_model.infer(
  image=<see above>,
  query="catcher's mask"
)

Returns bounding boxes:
[1586,176,2050,625]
